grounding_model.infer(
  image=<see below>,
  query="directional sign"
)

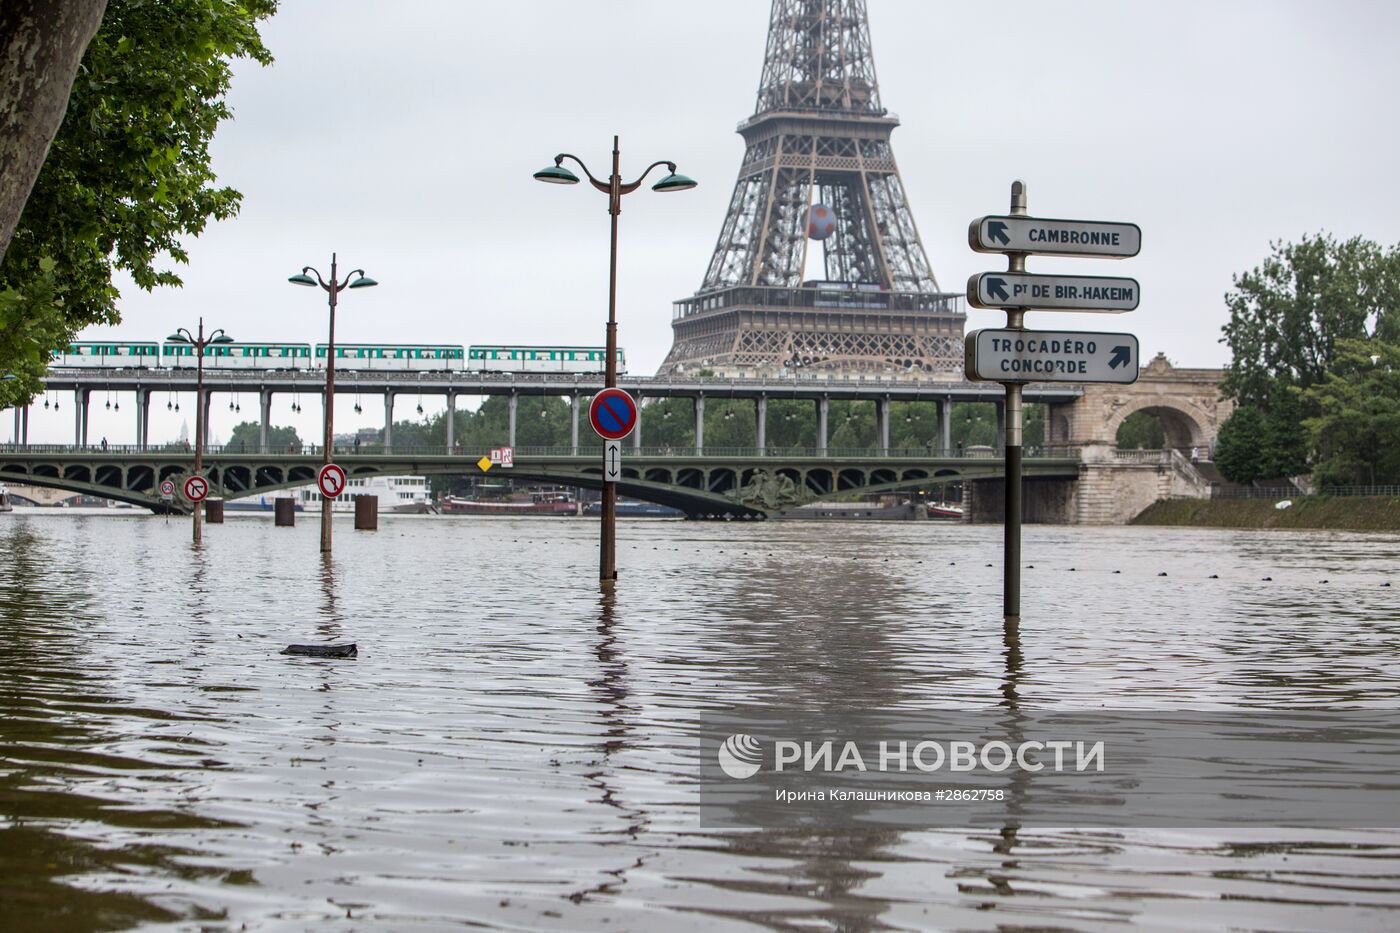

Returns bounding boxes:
[967,272,1140,313]
[159,479,176,499]
[965,329,1140,384]
[183,475,209,502]
[604,440,622,482]
[589,388,637,441]
[317,463,347,499]
[970,215,1141,258]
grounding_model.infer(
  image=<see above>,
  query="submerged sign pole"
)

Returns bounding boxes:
[1003,182,1027,631]
[967,183,1142,629]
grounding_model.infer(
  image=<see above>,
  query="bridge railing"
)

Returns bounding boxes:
[0,442,1085,460]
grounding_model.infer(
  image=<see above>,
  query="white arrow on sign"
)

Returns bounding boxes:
[967,272,1140,312]
[604,440,621,482]
[965,329,1140,384]
[969,215,1141,258]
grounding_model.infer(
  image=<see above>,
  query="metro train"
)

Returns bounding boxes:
[51,342,626,374]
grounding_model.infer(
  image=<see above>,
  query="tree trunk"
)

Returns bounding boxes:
[0,0,107,264]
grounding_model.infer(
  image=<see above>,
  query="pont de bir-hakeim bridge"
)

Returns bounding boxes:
[3,357,1228,522]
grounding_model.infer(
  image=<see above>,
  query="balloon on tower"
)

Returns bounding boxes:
[807,203,835,240]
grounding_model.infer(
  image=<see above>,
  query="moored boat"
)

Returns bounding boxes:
[440,493,576,516]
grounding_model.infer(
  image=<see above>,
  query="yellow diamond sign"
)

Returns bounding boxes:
[477,456,492,472]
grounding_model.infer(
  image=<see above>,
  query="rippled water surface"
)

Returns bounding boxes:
[1,511,1398,931]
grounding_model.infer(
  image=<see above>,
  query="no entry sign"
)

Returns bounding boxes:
[183,475,209,502]
[589,388,637,441]
[318,463,347,499]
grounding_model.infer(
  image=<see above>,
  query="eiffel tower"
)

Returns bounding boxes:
[658,0,965,379]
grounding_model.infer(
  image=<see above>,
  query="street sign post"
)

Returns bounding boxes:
[965,329,1140,384]
[159,479,175,500]
[183,475,208,503]
[965,181,1142,635]
[589,388,638,441]
[604,440,622,482]
[967,272,1140,312]
[970,215,1141,258]
[317,463,346,499]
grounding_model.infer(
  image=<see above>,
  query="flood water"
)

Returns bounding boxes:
[1,510,1398,931]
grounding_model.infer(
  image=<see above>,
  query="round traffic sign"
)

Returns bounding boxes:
[159,479,176,497]
[588,388,638,441]
[318,463,347,499]
[183,475,209,502]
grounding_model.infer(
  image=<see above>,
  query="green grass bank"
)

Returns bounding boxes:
[1131,497,1400,532]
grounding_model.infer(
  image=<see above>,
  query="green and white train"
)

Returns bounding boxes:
[52,342,625,374]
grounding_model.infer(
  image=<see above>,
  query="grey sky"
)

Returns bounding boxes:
[29,0,1400,444]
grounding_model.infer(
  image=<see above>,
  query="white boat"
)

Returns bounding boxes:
[293,475,433,514]
[224,475,431,513]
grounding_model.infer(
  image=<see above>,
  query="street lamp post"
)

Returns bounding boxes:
[534,136,695,587]
[166,318,233,544]
[289,253,377,554]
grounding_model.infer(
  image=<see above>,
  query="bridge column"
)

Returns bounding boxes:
[12,406,19,445]
[259,388,271,453]
[995,401,1005,452]
[817,396,829,454]
[136,389,150,450]
[75,389,88,446]
[507,392,517,448]
[939,398,951,452]
[756,394,767,452]
[201,389,212,451]
[445,391,455,454]
[633,391,642,449]
[570,394,580,454]
[21,405,27,445]
[694,394,705,454]
[877,396,890,453]
[383,390,393,453]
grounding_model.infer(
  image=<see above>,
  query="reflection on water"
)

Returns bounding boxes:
[0,513,1397,930]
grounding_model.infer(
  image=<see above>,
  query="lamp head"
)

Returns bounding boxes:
[288,272,317,287]
[166,332,189,343]
[533,164,580,185]
[347,275,377,289]
[652,172,697,193]
[210,334,235,344]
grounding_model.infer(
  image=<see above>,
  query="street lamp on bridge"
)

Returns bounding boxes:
[289,253,377,555]
[533,136,695,587]
[166,320,233,544]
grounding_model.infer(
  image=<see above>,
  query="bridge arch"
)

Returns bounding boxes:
[1106,401,1208,450]
[1064,353,1232,452]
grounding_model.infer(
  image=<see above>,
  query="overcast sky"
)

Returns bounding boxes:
[23,0,1400,444]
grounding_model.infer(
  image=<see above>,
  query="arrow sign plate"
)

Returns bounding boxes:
[967,272,1141,312]
[965,329,1140,384]
[318,462,347,498]
[183,475,209,502]
[603,440,622,482]
[970,215,1141,258]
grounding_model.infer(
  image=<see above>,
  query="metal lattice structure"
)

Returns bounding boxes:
[660,0,965,379]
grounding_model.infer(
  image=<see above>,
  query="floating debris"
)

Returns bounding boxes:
[281,643,357,659]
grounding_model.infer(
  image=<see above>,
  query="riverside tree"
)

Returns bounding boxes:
[0,0,276,407]
[1301,339,1400,487]
[1216,234,1400,483]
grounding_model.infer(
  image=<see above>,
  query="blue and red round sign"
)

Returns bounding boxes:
[589,388,637,440]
